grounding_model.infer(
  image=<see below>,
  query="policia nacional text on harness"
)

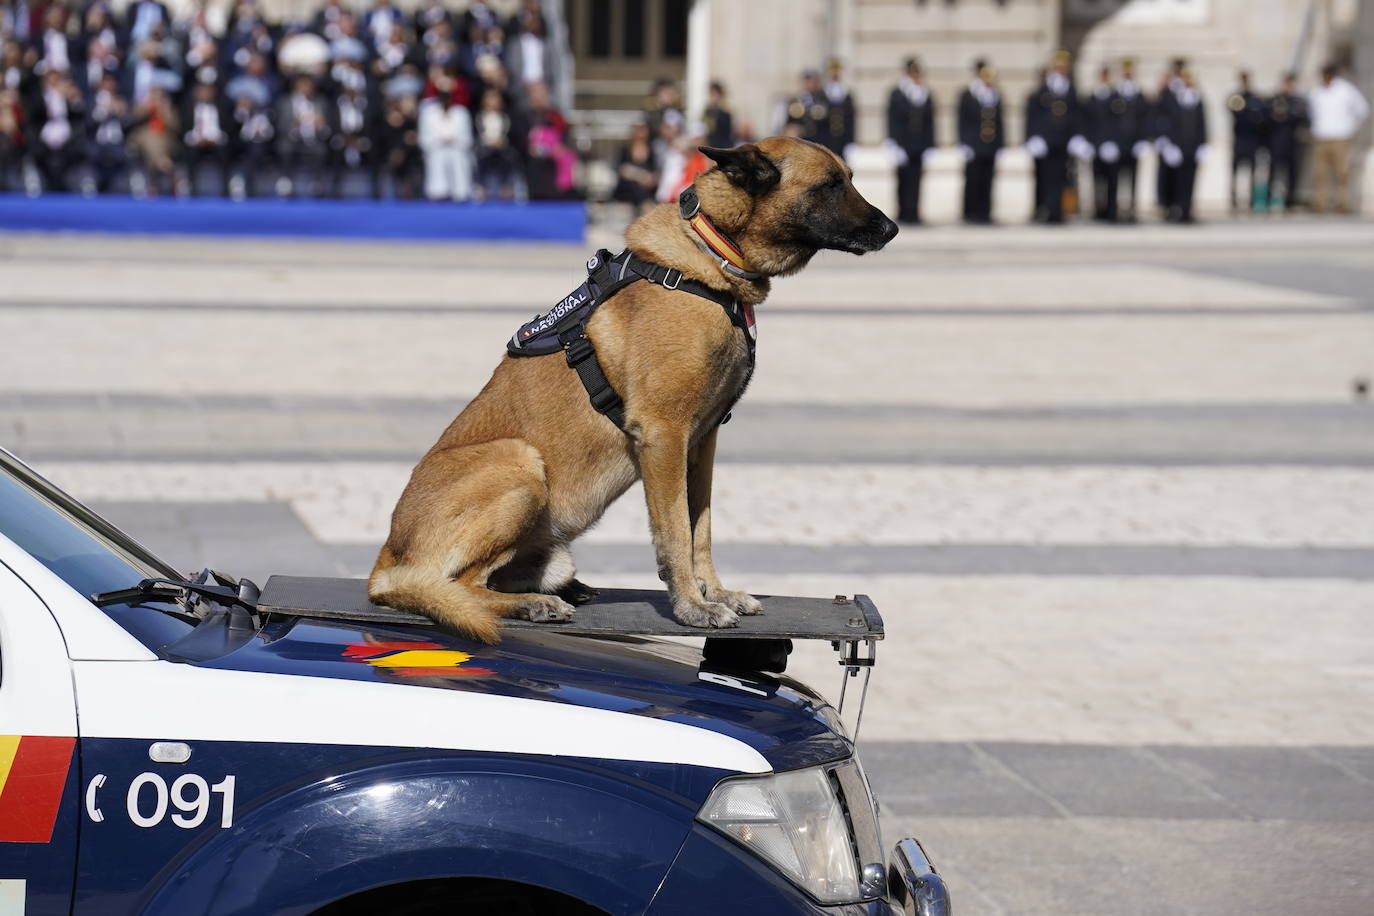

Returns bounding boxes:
[507,191,758,432]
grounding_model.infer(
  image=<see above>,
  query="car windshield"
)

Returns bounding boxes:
[0,450,195,648]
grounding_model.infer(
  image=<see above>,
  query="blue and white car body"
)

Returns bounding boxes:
[0,449,947,916]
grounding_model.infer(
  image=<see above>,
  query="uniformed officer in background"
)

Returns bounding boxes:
[643,78,682,138]
[1265,71,1308,210]
[1115,58,1151,221]
[1158,68,1209,223]
[822,58,857,160]
[784,70,828,145]
[957,58,1003,224]
[703,80,735,149]
[885,57,936,225]
[1086,64,1125,221]
[1228,71,1268,211]
[1025,49,1092,223]
[1154,58,1187,216]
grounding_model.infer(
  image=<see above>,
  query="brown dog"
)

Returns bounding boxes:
[369,137,897,642]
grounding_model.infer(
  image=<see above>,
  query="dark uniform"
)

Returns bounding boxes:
[1025,72,1081,223]
[703,103,734,149]
[1265,90,1307,209]
[957,79,1002,223]
[1152,86,1173,212]
[887,79,935,224]
[1228,87,1268,210]
[1085,82,1126,221]
[1113,78,1150,219]
[819,80,856,157]
[785,91,829,145]
[1159,86,1207,222]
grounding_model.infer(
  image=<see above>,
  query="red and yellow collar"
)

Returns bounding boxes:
[679,188,763,281]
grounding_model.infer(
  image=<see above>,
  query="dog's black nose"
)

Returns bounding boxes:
[858,211,899,251]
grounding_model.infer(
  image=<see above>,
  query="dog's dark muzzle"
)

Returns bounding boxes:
[799,193,900,256]
[856,211,900,251]
[834,207,899,254]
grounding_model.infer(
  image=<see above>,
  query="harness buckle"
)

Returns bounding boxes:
[562,334,595,366]
[663,268,682,290]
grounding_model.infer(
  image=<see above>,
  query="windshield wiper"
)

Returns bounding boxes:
[92,570,260,612]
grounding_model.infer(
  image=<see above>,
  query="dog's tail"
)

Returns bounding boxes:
[368,561,503,645]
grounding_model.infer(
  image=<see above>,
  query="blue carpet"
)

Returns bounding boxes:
[0,194,585,242]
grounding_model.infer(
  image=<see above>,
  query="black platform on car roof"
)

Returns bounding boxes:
[256,575,883,642]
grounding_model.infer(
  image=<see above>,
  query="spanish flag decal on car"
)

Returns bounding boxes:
[0,735,75,843]
[341,642,493,677]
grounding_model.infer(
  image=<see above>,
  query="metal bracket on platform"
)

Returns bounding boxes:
[827,593,881,740]
[833,634,878,742]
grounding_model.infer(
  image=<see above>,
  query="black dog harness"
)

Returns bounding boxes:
[508,248,756,431]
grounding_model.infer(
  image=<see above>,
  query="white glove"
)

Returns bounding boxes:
[882,138,909,167]
[1161,142,1183,168]
[842,143,858,163]
[1025,135,1048,158]
[1132,140,1151,159]
[958,144,974,161]
[1195,143,1210,163]
[1155,136,1170,153]
[1099,141,1119,163]
[1068,134,1094,161]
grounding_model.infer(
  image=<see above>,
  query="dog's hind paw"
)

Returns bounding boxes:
[673,599,740,629]
[555,578,600,605]
[701,584,764,616]
[509,594,576,624]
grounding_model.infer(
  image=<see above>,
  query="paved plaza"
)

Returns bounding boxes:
[3,218,1373,914]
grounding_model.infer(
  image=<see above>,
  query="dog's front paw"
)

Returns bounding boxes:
[509,594,576,624]
[673,598,740,629]
[700,583,764,616]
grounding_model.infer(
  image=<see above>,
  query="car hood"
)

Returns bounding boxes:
[192,615,851,772]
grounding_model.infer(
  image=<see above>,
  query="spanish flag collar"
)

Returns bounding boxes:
[679,187,764,281]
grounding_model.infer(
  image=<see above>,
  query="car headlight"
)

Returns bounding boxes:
[696,764,866,904]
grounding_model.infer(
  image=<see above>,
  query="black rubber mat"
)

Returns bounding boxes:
[257,575,883,641]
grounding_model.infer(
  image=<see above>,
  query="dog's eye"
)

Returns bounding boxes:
[810,174,846,194]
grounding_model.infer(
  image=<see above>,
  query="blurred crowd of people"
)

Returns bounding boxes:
[5,1,1369,222]
[610,76,754,215]
[0,0,577,200]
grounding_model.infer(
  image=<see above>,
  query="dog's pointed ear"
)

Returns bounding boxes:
[699,144,781,196]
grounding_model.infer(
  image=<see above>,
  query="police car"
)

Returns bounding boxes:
[0,447,948,916]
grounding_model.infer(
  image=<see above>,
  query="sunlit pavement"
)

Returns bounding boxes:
[4,217,1373,915]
